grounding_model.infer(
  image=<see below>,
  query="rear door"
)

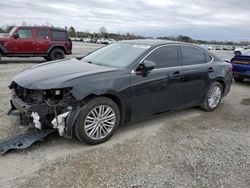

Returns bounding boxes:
[8,28,35,53]
[35,29,50,53]
[180,45,213,106]
[130,45,183,120]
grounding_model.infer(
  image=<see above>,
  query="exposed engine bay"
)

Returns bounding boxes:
[8,82,81,137]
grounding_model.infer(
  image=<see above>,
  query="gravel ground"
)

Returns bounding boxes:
[0,44,249,188]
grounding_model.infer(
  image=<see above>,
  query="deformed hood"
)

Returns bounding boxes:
[13,58,118,89]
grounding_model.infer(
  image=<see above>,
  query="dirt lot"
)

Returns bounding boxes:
[0,44,249,188]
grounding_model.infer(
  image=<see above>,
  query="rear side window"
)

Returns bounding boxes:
[17,29,32,39]
[181,46,206,65]
[145,45,180,68]
[51,31,67,41]
[36,30,49,39]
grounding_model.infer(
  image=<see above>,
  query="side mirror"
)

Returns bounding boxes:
[136,60,156,76]
[13,33,19,39]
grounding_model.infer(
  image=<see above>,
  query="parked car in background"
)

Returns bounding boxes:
[223,46,234,51]
[207,45,216,50]
[107,38,116,44]
[96,38,116,44]
[215,45,223,50]
[200,44,209,50]
[96,38,107,44]
[231,55,250,82]
[0,33,9,37]
[9,39,233,145]
[83,38,91,43]
[0,26,72,61]
[234,45,250,55]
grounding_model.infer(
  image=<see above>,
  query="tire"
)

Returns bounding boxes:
[235,51,241,56]
[49,48,65,61]
[74,97,120,145]
[200,82,223,112]
[0,53,1,61]
[234,75,244,82]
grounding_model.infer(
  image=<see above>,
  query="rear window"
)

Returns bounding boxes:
[51,31,67,41]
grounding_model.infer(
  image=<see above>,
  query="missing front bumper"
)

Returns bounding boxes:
[0,129,55,155]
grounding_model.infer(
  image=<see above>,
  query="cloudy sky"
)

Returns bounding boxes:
[0,0,250,41]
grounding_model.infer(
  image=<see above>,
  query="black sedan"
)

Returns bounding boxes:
[9,40,233,144]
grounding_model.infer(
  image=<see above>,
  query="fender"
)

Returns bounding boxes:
[47,44,66,54]
[64,106,81,138]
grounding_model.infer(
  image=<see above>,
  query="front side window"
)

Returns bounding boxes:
[36,30,49,39]
[145,45,180,68]
[181,46,206,66]
[17,29,32,39]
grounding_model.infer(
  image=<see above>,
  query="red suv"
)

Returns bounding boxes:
[0,26,72,61]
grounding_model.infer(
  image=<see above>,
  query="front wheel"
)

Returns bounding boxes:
[74,97,120,145]
[201,82,223,111]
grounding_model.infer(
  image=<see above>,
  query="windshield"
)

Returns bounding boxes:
[9,27,17,36]
[82,42,151,68]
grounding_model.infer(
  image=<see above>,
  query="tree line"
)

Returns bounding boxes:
[0,24,249,45]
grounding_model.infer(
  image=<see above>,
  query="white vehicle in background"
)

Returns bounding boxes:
[215,45,223,50]
[207,45,216,50]
[107,38,116,44]
[96,38,107,44]
[234,45,250,55]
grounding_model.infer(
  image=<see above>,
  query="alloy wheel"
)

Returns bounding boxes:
[84,105,116,140]
[208,86,222,109]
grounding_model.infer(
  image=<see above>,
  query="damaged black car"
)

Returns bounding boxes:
[8,40,233,145]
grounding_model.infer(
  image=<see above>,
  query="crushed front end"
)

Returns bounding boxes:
[8,82,81,138]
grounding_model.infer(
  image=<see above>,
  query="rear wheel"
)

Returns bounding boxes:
[74,97,120,145]
[0,53,2,61]
[234,75,244,82]
[201,82,223,111]
[49,48,65,61]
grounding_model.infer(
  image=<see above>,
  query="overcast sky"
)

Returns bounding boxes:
[0,0,250,41]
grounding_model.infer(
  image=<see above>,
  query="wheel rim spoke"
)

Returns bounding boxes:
[84,105,116,140]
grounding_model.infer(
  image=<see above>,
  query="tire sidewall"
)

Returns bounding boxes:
[204,82,223,111]
[74,97,120,145]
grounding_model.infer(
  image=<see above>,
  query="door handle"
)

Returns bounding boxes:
[170,71,182,78]
[207,67,215,73]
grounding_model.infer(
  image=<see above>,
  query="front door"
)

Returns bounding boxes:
[130,45,183,120]
[8,28,35,53]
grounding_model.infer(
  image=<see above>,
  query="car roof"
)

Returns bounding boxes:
[16,26,66,31]
[121,39,184,46]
